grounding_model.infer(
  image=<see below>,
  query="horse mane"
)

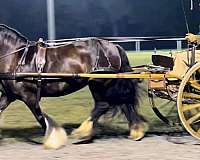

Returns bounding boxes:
[0,24,28,45]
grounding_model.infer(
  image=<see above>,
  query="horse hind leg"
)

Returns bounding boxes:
[121,104,148,141]
[71,101,110,140]
[116,79,148,140]
[94,78,148,141]
[23,94,67,149]
[0,94,13,113]
[71,79,112,140]
[71,117,93,140]
[72,79,148,141]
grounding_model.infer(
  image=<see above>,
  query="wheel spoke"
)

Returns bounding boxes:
[187,112,200,125]
[190,80,200,90]
[194,119,200,124]
[182,103,200,112]
[183,92,200,99]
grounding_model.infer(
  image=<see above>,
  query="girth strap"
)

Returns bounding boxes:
[35,38,47,109]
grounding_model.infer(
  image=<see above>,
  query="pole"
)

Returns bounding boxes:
[176,40,182,50]
[46,0,56,40]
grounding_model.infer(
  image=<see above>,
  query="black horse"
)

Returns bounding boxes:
[0,24,147,149]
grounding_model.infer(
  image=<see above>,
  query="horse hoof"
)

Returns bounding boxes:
[71,128,93,139]
[129,130,145,141]
[129,123,148,141]
[72,137,94,144]
[71,117,93,139]
[43,127,67,150]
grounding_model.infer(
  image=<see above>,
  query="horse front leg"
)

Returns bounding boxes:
[0,94,13,113]
[23,94,67,149]
[0,94,14,139]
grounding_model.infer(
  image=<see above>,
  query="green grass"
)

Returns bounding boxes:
[0,50,184,143]
[127,51,153,66]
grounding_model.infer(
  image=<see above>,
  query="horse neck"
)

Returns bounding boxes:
[0,36,26,55]
[0,34,27,72]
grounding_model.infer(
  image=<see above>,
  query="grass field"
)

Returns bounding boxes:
[0,50,184,142]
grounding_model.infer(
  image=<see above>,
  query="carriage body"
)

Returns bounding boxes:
[138,48,200,140]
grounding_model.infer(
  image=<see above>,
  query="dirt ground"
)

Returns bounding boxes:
[0,134,199,160]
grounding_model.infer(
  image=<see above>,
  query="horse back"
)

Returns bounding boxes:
[44,38,124,74]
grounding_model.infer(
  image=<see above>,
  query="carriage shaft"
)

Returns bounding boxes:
[12,72,179,79]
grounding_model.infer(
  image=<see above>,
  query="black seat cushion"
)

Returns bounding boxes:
[152,55,174,70]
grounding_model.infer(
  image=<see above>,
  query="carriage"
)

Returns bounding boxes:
[0,24,200,149]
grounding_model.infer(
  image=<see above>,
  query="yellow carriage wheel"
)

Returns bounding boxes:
[177,62,200,140]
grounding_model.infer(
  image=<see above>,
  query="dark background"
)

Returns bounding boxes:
[0,0,199,49]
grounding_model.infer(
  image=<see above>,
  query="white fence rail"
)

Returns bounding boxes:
[46,37,186,51]
[107,37,186,51]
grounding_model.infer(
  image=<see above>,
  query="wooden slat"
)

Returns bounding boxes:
[183,92,200,100]
[187,112,200,124]
[182,103,200,112]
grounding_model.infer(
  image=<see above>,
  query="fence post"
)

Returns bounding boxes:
[135,41,140,52]
[176,40,182,50]
[47,0,56,40]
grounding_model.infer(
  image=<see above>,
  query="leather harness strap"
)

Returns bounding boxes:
[35,39,47,73]
[92,40,120,73]
[35,38,47,108]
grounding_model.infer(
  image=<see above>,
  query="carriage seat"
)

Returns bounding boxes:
[150,54,178,99]
[152,55,174,70]
[169,50,200,79]
[152,50,200,79]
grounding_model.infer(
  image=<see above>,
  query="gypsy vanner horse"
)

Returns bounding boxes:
[0,24,147,149]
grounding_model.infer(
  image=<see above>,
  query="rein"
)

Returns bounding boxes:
[181,0,190,33]
[0,46,27,61]
[0,41,36,61]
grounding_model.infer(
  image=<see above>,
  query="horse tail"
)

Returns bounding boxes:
[105,78,139,105]
[115,45,132,72]
[104,78,143,121]
[108,45,145,122]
